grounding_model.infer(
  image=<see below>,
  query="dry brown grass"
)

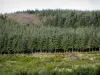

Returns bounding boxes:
[5,13,40,24]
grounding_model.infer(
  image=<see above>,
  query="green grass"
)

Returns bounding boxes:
[0,52,100,75]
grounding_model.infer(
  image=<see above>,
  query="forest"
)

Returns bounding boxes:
[0,9,100,53]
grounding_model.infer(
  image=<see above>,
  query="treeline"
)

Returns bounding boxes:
[0,14,100,53]
[16,9,100,28]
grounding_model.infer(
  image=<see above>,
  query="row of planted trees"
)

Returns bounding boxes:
[0,15,100,53]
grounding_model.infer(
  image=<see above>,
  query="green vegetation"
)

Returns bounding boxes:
[0,23,100,53]
[0,53,100,75]
[0,9,100,75]
[18,9,100,28]
[0,9,100,53]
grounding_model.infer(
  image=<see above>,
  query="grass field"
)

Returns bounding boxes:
[0,52,100,75]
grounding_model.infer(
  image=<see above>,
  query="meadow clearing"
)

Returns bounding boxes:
[0,52,100,75]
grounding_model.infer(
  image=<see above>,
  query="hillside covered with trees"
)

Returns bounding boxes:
[0,9,100,53]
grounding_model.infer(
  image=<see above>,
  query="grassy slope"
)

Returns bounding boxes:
[0,52,100,75]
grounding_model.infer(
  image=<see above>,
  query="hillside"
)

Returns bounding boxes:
[3,9,100,27]
[0,9,100,53]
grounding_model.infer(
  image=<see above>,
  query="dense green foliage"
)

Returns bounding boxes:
[0,53,100,75]
[18,9,100,28]
[0,9,100,53]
